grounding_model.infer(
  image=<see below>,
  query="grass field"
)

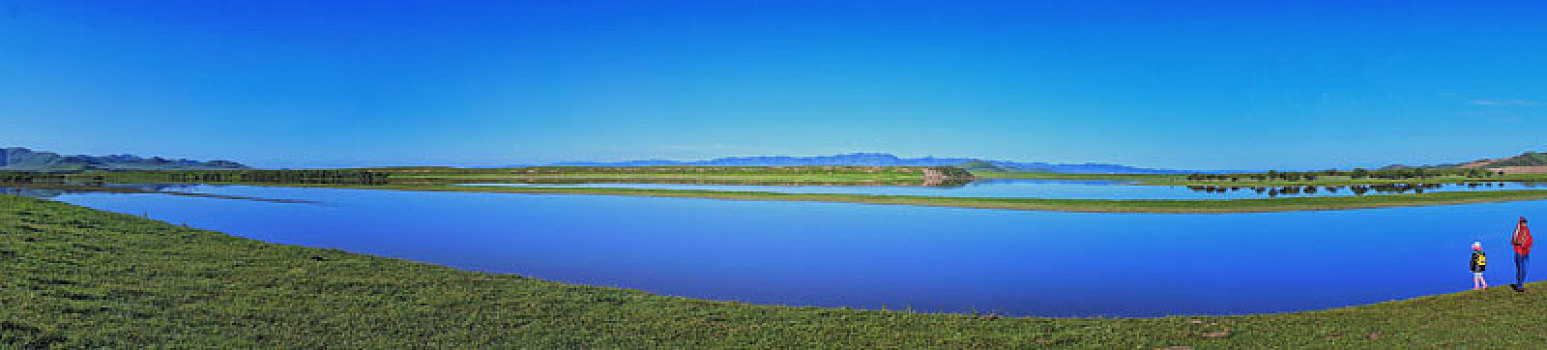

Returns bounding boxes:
[973,172,1187,182]
[372,166,971,185]
[2,194,1545,347]
[389,173,937,184]
[66,166,966,186]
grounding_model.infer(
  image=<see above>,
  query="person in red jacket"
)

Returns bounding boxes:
[1512,217,1534,292]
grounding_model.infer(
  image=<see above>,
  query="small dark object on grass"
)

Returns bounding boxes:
[309,255,331,261]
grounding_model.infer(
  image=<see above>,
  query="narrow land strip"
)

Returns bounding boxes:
[280,183,1547,213]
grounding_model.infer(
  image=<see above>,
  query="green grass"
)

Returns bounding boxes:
[76,166,965,187]
[975,172,1186,182]
[375,166,965,184]
[3,194,1546,347]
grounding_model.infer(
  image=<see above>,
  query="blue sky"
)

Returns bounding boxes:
[3,0,1544,170]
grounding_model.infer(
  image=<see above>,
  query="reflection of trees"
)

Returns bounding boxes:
[921,178,973,187]
[102,183,202,192]
[0,187,66,199]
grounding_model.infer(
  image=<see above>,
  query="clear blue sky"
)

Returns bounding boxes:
[3,0,1544,170]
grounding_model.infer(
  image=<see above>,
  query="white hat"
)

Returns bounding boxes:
[1473,241,1483,250]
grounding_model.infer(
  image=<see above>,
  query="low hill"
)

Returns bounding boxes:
[1384,151,1547,174]
[1473,152,1547,168]
[551,153,1185,174]
[0,147,248,171]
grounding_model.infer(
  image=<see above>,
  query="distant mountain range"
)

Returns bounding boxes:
[551,153,1188,174]
[1384,151,1547,173]
[0,147,249,171]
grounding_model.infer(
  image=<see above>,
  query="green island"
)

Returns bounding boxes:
[2,194,1543,347]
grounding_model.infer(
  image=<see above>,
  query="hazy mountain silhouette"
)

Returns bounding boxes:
[0,147,249,171]
[552,153,1186,174]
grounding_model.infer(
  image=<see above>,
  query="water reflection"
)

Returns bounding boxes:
[1,183,202,199]
[1185,182,1541,197]
[1,183,314,204]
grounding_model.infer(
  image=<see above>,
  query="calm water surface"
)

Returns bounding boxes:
[12,184,1546,317]
[460,178,1547,200]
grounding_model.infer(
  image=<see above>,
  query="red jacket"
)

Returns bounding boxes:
[1515,225,1533,255]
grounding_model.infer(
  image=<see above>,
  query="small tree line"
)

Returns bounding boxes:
[925,166,975,178]
[1187,168,1504,182]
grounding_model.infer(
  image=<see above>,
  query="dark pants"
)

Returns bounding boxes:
[1517,253,1530,287]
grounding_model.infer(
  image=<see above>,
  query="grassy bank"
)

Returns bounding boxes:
[370,165,973,185]
[3,195,1545,347]
[76,166,968,186]
[974,172,1185,182]
[388,173,937,184]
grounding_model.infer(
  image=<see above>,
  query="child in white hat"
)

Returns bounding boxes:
[1472,241,1489,290]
